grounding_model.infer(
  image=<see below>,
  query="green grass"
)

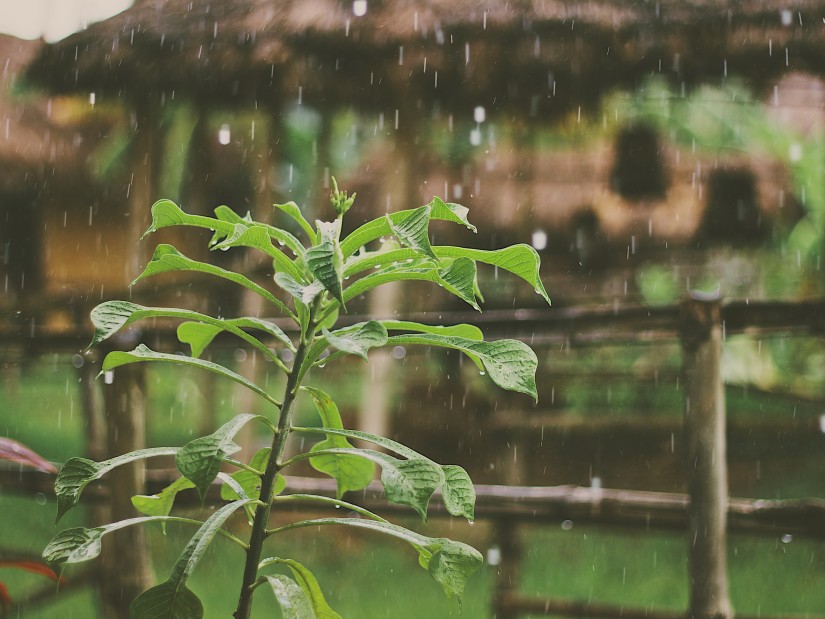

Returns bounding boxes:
[4,352,825,616]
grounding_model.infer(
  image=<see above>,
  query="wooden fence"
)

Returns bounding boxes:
[3,295,825,617]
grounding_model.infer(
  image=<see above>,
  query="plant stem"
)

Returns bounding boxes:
[233,312,314,619]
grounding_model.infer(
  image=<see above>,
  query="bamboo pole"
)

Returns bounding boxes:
[680,292,732,619]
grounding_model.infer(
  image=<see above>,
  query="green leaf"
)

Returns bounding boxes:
[306,220,345,308]
[267,518,482,606]
[274,201,317,243]
[295,448,441,521]
[130,500,251,619]
[379,320,483,341]
[340,197,476,258]
[322,321,388,361]
[440,465,475,521]
[44,516,164,570]
[220,449,286,502]
[211,223,305,282]
[265,575,314,618]
[55,449,178,522]
[302,388,375,498]
[437,244,550,305]
[131,244,292,316]
[425,537,484,604]
[274,272,326,305]
[132,477,196,532]
[386,205,437,260]
[259,558,342,619]
[214,205,305,259]
[341,259,480,310]
[438,257,480,310]
[90,301,287,367]
[177,316,293,358]
[143,199,235,241]
[129,580,203,619]
[386,334,539,401]
[176,414,263,501]
[101,344,282,409]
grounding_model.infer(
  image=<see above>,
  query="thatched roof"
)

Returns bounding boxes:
[24,0,825,119]
[0,35,97,195]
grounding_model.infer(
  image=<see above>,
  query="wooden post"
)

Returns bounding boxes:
[99,341,153,618]
[680,292,732,619]
[492,517,522,619]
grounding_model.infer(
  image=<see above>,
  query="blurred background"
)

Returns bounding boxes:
[3,1,825,617]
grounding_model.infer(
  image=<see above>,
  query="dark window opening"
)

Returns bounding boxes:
[610,123,669,201]
[699,167,765,243]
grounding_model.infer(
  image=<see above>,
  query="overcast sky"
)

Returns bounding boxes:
[0,0,132,42]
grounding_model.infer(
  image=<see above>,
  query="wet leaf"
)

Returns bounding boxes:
[259,558,341,619]
[321,321,388,361]
[440,465,475,521]
[176,414,263,501]
[386,205,437,260]
[265,575,314,618]
[132,477,196,531]
[55,448,178,522]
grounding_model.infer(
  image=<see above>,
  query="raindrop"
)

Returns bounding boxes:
[89,92,96,106]
[353,0,367,17]
[281,349,295,363]
[104,370,114,385]
[218,124,231,145]
[561,520,574,530]
[531,229,547,251]
[781,534,793,544]
[234,348,248,363]
[71,354,85,368]
[470,127,482,146]
[391,346,406,360]
[473,106,486,123]
[35,493,47,506]
[486,545,502,566]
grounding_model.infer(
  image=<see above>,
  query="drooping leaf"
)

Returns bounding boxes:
[267,518,482,606]
[129,580,203,619]
[101,344,282,409]
[295,448,441,521]
[142,199,234,241]
[440,465,475,521]
[306,220,344,308]
[0,437,57,473]
[131,244,292,317]
[176,317,293,359]
[90,301,285,366]
[425,537,485,604]
[340,197,476,258]
[386,334,539,401]
[274,201,317,243]
[301,388,375,498]
[385,205,437,260]
[259,558,342,619]
[265,575,314,618]
[131,477,196,531]
[321,321,388,361]
[55,448,178,522]
[130,500,251,619]
[274,273,326,305]
[438,257,480,310]
[437,244,551,305]
[44,517,162,570]
[215,205,305,258]
[176,414,263,501]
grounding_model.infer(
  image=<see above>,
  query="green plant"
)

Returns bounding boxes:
[42,182,550,618]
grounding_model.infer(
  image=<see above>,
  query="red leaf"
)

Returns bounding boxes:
[0,438,57,474]
[0,580,11,612]
[0,561,60,582]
